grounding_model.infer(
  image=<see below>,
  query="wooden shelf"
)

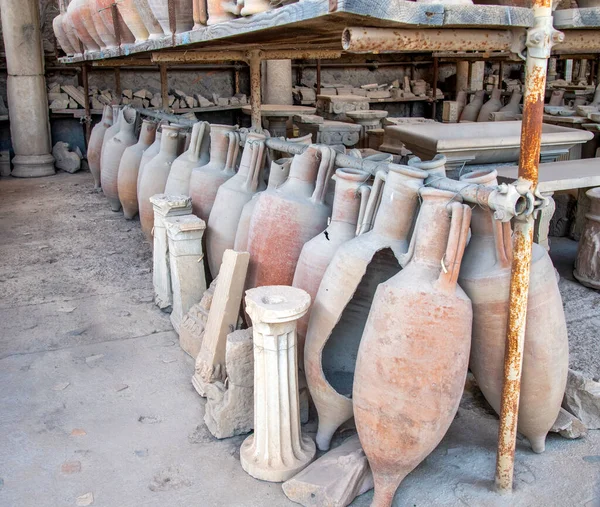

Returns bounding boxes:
[50,105,244,117]
[58,1,532,64]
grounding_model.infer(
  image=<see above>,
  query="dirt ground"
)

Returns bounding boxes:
[0,170,598,507]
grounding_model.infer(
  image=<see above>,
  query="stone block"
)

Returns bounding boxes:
[442,101,460,123]
[563,369,600,429]
[133,89,148,98]
[151,94,162,108]
[122,89,133,99]
[282,435,374,507]
[52,141,81,173]
[49,99,69,109]
[204,328,254,439]
[68,98,78,109]
[551,407,587,439]
[179,279,217,358]
[48,92,68,102]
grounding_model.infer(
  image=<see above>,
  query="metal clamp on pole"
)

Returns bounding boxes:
[494,0,563,494]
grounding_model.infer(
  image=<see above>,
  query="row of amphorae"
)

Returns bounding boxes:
[90,104,569,506]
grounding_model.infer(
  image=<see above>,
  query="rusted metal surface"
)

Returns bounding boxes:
[553,29,600,54]
[342,27,517,53]
[82,63,91,144]
[495,0,561,493]
[248,50,262,130]
[92,58,154,67]
[159,63,169,112]
[151,49,341,63]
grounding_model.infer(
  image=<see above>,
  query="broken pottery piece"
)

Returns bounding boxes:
[179,280,217,358]
[551,407,587,439]
[138,125,181,241]
[165,214,207,334]
[245,145,336,291]
[189,125,239,221]
[150,194,192,312]
[192,249,250,396]
[165,121,210,196]
[118,119,157,219]
[204,327,254,439]
[52,142,82,173]
[101,107,138,211]
[354,192,472,507]
[282,435,374,507]
[563,369,600,429]
[305,163,427,451]
[293,168,370,364]
[241,286,316,482]
[574,187,600,289]
[458,169,569,453]
[206,132,266,278]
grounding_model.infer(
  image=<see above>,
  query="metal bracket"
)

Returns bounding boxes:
[488,178,535,222]
[526,14,564,59]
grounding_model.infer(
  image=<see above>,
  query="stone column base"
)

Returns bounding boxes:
[11,154,55,178]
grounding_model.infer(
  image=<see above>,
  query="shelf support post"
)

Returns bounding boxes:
[494,0,564,494]
[248,49,262,131]
[83,63,91,144]
[160,63,169,112]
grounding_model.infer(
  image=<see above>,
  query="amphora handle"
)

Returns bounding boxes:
[438,202,472,291]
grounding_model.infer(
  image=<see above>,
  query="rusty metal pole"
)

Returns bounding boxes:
[432,56,438,119]
[494,0,564,493]
[82,63,91,143]
[248,49,262,131]
[159,63,169,112]
[316,59,322,95]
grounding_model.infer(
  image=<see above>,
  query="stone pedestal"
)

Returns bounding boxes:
[470,61,485,91]
[264,60,293,105]
[165,214,207,334]
[345,110,388,149]
[316,94,369,121]
[574,187,600,289]
[150,194,192,312]
[294,115,361,148]
[240,286,315,482]
[0,0,54,177]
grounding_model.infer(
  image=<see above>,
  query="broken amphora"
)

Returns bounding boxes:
[189,125,239,221]
[458,169,569,453]
[138,125,181,241]
[118,119,157,219]
[206,131,266,278]
[477,87,503,122]
[292,167,370,364]
[164,121,210,196]
[101,107,138,212]
[354,191,472,507]
[459,90,485,122]
[304,163,427,451]
[244,145,337,291]
[87,105,113,189]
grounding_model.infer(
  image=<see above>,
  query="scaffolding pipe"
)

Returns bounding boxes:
[248,50,262,130]
[341,27,519,53]
[494,0,563,493]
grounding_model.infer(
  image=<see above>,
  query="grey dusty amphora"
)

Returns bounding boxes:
[87,105,113,189]
[101,107,138,212]
[458,169,568,453]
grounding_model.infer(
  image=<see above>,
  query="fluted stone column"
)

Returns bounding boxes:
[165,214,207,334]
[150,194,192,312]
[0,0,54,177]
[241,285,316,483]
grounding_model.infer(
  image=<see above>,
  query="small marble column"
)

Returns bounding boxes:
[456,61,469,93]
[165,214,207,334]
[0,0,54,177]
[149,194,192,312]
[470,61,485,91]
[241,286,315,482]
[264,60,293,105]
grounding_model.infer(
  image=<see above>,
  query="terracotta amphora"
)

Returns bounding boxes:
[244,146,338,292]
[138,125,181,241]
[499,90,523,115]
[206,132,267,277]
[95,0,136,46]
[193,0,207,27]
[206,0,235,24]
[240,0,272,15]
[458,169,569,453]
[574,187,600,289]
[118,119,157,219]
[407,153,447,177]
[459,90,485,122]
[233,157,292,253]
[54,0,78,55]
[353,191,472,507]
[137,128,162,192]
[88,105,113,189]
[116,0,150,42]
[304,163,427,451]
[477,88,503,122]
[133,0,165,38]
[456,90,467,119]
[69,0,102,52]
[164,121,210,195]
[62,2,84,55]
[189,125,239,220]
[101,107,139,212]
[147,0,194,34]
[100,106,122,184]
[292,168,370,363]
[89,0,119,48]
